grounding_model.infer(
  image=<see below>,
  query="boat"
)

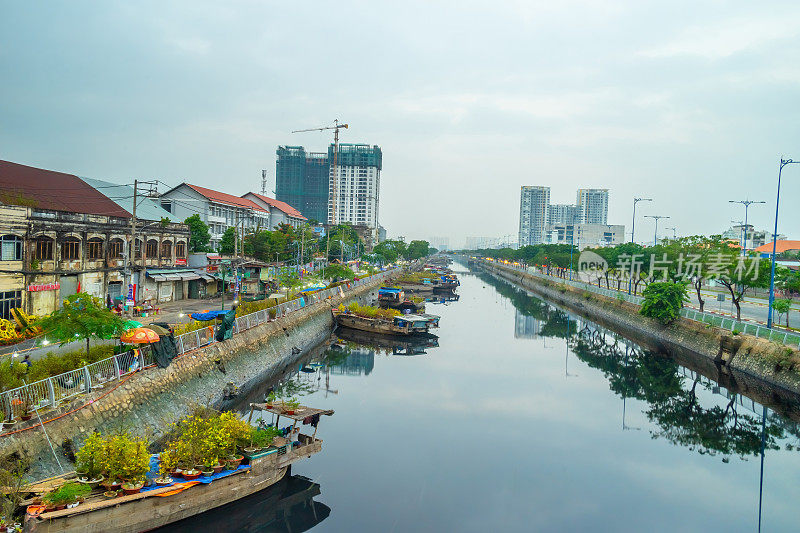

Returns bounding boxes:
[332,308,439,336]
[23,404,333,533]
[377,287,424,313]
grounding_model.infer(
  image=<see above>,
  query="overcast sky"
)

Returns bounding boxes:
[2,1,799,247]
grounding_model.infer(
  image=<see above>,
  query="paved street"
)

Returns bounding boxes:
[685,288,800,329]
[0,295,240,362]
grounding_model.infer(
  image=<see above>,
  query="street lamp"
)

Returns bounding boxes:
[665,226,677,240]
[644,215,670,246]
[729,199,765,256]
[630,197,652,244]
[767,158,799,328]
[730,220,745,250]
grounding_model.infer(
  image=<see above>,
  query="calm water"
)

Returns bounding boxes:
[183,263,800,532]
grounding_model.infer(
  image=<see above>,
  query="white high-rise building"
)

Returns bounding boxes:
[576,189,609,224]
[328,144,382,230]
[518,186,550,246]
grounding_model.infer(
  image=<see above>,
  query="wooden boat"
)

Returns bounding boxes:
[332,308,439,336]
[23,404,333,533]
[377,287,424,313]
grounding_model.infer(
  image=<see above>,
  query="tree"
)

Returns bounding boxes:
[219,227,236,255]
[373,239,406,264]
[37,293,125,357]
[405,240,430,260]
[717,257,772,321]
[640,281,688,325]
[184,214,210,253]
[773,298,792,328]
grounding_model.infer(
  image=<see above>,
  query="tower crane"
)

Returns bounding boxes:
[292,119,349,226]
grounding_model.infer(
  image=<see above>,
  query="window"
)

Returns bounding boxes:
[34,237,53,260]
[87,238,104,260]
[146,239,158,258]
[61,237,80,260]
[160,240,172,258]
[175,241,186,258]
[109,238,124,258]
[133,239,143,259]
[0,290,22,320]
[0,235,22,261]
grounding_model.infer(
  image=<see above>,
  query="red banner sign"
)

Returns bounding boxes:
[27,283,60,292]
[175,258,187,265]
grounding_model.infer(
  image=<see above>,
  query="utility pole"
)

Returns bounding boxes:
[129,179,138,308]
[665,226,677,240]
[729,199,765,256]
[644,215,669,246]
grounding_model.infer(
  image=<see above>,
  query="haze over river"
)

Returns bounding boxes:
[176,263,800,532]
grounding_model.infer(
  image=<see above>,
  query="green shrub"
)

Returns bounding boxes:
[640,281,688,325]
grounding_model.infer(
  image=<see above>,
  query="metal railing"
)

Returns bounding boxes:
[0,268,397,426]
[486,261,800,348]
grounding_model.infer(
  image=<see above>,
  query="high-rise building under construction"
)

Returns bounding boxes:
[275,146,329,223]
[275,143,382,231]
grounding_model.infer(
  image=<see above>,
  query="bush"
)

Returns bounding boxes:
[339,302,400,320]
[0,343,117,393]
[640,281,688,325]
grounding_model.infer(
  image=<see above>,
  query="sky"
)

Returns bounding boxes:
[2,1,800,248]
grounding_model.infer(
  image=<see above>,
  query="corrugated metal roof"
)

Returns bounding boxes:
[0,160,131,218]
[81,177,178,222]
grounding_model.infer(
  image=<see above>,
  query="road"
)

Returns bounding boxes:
[685,288,800,329]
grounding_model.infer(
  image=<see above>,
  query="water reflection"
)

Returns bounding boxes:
[161,473,330,532]
[334,327,439,357]
[479,269,800,462]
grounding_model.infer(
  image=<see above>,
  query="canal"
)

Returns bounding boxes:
[174,263,800,532]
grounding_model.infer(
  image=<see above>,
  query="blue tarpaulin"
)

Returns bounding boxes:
[141,454,251,492]
[190,310,229,321]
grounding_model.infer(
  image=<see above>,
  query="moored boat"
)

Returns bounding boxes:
[332,308,439,336]
[22,404,333,533]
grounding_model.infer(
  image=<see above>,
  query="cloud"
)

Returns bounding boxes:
[640,15,800,59]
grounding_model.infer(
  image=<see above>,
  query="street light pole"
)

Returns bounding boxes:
[665,226,677,240]
[630,197,652,244]
[644,215,670,246]
[729,199,765,256]
[767,158,799,328]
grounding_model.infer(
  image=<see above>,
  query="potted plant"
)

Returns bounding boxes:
[103,490,119,500]
[18,393,33,422]
[119,437,150,495]
[284,397,300,416]
[264,391,276,409]
[75,433,105,488]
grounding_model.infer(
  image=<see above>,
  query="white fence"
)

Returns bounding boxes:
[487,261,800,349]
[0,269,398,425]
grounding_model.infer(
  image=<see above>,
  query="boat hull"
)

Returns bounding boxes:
[25,440,322,533]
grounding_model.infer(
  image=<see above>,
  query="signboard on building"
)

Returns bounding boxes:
[27,283,60,292]
[175,258,187,266]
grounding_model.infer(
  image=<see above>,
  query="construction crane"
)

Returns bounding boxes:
[292,119,348,226]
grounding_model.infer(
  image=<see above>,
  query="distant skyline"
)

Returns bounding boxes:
[2,1,799,246]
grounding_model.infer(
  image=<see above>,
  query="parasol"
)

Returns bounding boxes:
[120,327,160,344]
[123,319,143,330]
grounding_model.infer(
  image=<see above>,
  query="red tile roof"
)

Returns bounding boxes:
[184,184,267,212]
[754,240,800,253]
[245,193,307,220]
[0,160,131,218]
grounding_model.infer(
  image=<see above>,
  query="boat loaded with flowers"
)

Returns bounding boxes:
[21,403,332,533]
[332,303,439,336]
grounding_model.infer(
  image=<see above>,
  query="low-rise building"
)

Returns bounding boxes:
[0,160,192,317]
[241,193,307,229]
[547,223,625,249]
[159,184,271,251]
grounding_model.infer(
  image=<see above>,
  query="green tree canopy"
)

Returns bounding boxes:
[405,240,430,260]
[37,293,125,356]
[184,214,211,253]
[219,227,236,255]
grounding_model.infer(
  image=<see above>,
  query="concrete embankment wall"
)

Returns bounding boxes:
[5,275,389,478]
[474,260,800,416]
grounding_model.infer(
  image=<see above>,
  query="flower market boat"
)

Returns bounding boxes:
[332,308,439,336]
[22,404,333,533]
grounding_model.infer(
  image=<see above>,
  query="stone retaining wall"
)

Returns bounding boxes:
[475,260,800,418]
[4,275,390,478]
